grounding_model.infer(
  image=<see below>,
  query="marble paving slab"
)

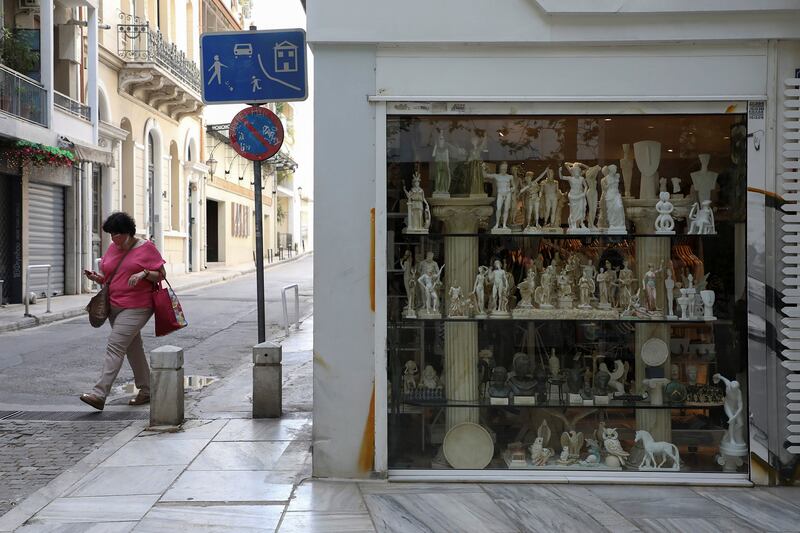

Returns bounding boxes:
[136,419,227,441]
[288,480,366,512]
[492,496,610,533]
[483,484,639,532]
[65,465,183,497]
[603,495,739,519]
[760,487,800,508]
[273,440,312,472]
[33,495,160,523]
[633,517,764,533]
[101,438,209,467]
[16,522,137,533]
[277,512,376,533]
[213,419,311,442]
[587,485,701,502]
[365,492,518,533]
[160,470,294,503]
[132,504,283,532]
[358,482,484,495]
[187,441,291,471]
[693,488,800,532]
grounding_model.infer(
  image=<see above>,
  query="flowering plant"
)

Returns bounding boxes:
[0,141,75,168]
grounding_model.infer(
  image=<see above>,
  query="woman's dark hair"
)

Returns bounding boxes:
[102,212,137,237]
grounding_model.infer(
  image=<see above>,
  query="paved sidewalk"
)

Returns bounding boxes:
[0,253,310,334]
[3,314,800,532]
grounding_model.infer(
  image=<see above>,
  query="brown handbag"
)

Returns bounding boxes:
[86,244,135,328]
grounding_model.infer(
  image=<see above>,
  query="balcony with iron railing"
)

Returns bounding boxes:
[0,64,47,127]
[116,13,203,120]
[54,91,90,121]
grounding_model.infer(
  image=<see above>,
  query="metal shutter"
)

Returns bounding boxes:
[28,181,65,297]
[781,76,800,454]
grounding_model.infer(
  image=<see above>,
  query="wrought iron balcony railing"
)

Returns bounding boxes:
[0,64,47,127]
[116,13,201,92]
[54,91,90,121]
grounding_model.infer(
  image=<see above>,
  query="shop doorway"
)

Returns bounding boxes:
[0,174,22,304]
[206,199,219,263]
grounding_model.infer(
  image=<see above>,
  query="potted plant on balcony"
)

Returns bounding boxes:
[0,28,39,75]
[0,141,75,168]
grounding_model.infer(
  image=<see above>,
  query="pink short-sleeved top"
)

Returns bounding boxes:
[100,240,166,309]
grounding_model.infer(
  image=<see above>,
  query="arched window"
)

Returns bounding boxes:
[148,132,156,235]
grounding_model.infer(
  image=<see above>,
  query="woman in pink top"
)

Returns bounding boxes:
[80,212,166,410]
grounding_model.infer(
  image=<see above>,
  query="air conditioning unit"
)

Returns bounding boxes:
[18,0,39,9]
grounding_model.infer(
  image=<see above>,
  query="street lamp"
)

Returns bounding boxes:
[297,186,303,200]
[206,157,217,177]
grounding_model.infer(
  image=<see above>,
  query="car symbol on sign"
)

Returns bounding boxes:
[233,43,253,57]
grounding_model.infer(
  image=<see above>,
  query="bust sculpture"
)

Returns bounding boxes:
[508,352,537,398]
[690,153,718,203]
[488,366,511,401]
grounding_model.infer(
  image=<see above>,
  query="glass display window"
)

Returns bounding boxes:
[386,113,748,474]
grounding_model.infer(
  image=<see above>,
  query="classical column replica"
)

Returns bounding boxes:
[430,197,494,431]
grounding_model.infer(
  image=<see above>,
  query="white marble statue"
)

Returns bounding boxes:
[596,267,611,309]
[448,286,470,318]
[538,265,557,309]
[687,200,715,234]
[489,260,510,316]
[486,162,515,232]
[701,289,716,320]
[603,165,626,234]
[400,251,417,318]
[713,374,748,468]
[472,265,489,318]
[635,430,680,471]
[665,268,677,319]
[417,264,445,317]
[585,165,601,230]
[559,162,589,233]
[671,177,682,196]
[603,427,629,468]
[466,133,488,197]
[549,349,560,377]
[404,170,430,234]
[620,143,635,198]
[659,176,667,193]
[517,269,536,309]
[690,153,718,203]
[634,140,661,200]
[578,271,595,309]
[432,132,453,197]
[519,169,547,230]
[604,360,626,395]
[654,191,675,234]
[541,168,561,229]
[617,261,636,310]
[557,268,574,308]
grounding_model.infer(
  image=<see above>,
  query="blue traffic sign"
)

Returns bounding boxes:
[200,29,307,104]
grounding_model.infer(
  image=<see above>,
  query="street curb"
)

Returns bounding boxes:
[0,421,147,532]
[0,252,312,334]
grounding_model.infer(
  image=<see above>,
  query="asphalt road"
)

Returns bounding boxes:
[0,255,313,409]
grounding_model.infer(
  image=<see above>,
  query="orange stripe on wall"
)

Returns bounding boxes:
[358,384,376,472]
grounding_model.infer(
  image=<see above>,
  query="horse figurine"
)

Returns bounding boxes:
[635,430,680,470]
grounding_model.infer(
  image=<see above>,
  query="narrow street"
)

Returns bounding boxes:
[0,256,313,515]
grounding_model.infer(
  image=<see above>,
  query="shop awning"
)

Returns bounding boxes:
[65,138,114,167]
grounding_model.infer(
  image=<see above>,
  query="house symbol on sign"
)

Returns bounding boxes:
[274,41,298,73]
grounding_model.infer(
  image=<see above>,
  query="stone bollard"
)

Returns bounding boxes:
[253,341,282,418]
[149,345,185,427]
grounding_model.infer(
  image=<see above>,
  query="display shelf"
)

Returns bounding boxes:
[389,316,719,325]
[400,399,722,409]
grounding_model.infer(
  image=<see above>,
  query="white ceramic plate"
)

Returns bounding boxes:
[641,337,669,367]
[442,422,494,469]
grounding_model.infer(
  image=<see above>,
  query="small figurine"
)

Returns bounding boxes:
[402,360,418,394]
[417,263,445,318]
[665,268,677,319]
[713,374,747,455]
[560,430,585,461]
[528,437,554,466]
[489,260,510,317]
[486,162,515,232]
[519,169,547,231]
[400,251,417,318]
[584,165,601,230]
[447,286,471,318]
[654,191,675,234]
[596,267,611,309]
[620,143,635,198]
[700,288,716,320]
[581,438,602,466]
[420,365,440,389]
[603,164,627,234]
[603,427,629,467]
[593,364,611,396]
[432,132,453,197]
[687,200,715,234]
[548,349,560,378]
[466,133,488,197]
[578,271,595,309]
[487,366,511,404]
[514,268,536,315]
[540,168,561,230]
[671,177,683,196]
[537,419,552,450]
[642,262,664,314]
[505,441,527,468]
[558,447,571,465]
[603,361,627,396]
[559,162,589,233]
[472,266,489,318]
[635,430,680,470]
[404,169,431,234]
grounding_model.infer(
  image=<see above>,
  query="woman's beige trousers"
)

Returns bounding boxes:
[92,306,153,400]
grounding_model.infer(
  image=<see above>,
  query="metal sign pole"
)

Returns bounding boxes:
[253,158,266,343]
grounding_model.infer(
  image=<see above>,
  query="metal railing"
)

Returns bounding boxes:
[0,64,47,126]
[54,91,91,121]
[281,284,299,336]
[116,12,201,92]
[24,264,52,317]
[0,279,5,307]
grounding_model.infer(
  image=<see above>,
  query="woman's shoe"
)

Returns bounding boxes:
[128,392,150,406]
[79,393,105,411]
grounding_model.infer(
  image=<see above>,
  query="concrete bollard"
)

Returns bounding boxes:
[149,345,185,427]
[253,341,282,418]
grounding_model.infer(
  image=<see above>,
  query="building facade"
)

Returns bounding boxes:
[309,0,800,486]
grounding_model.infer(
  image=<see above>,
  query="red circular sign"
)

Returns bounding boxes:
[228,106,285,161]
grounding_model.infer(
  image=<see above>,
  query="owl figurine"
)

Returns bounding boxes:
[602,427,629,468]
[528,437,554,466]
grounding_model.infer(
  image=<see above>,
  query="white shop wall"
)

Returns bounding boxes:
[313,45,378,478]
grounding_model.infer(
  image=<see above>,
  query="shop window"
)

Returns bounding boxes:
[387,113,748,475]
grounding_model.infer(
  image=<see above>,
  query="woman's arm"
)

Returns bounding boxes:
[141,266,166,283]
